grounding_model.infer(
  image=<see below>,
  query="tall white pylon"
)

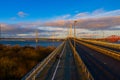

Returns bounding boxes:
[69,24,73,37]
[35,30,38,47]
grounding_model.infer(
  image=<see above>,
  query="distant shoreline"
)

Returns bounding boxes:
[0,38,64,41]
[0,40,62,47]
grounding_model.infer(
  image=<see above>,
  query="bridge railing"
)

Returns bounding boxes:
[22,41,65,80]
[76,40,120,61]
[78,39,120,54]
[68,39,94,80]
[78,39,120,51]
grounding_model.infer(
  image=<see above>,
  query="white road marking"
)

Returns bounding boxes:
[51,43,66,80]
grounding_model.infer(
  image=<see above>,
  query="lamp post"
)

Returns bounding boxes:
[74,21,77,49]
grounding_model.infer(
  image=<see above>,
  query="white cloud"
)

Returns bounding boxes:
[73,9,120,19]
[58,14,71,19]
[97,9,120,17]
[17,11,28,18]
[74,12,89,19]
[48,14,71,21]
[2,9,120,38]
[92,8,105,15]
[38,26,66,31]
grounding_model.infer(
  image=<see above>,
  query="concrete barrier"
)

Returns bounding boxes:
[78,39,120,52]
[22,41,65,80]
[68,40,94,80]
[76,40,120,61]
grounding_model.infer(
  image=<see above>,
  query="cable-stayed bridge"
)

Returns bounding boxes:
[22,38,120,80]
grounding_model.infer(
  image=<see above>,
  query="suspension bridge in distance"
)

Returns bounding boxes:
[22,37,120,80]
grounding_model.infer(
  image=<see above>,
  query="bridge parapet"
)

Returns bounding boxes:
[76,40,120,61]
[68,39,94,80]
[22,41,65,80]
[79,39,120,50]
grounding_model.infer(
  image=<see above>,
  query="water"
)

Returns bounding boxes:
[0,40,62,47]
[0,40,119,47]
[116,40,120,44]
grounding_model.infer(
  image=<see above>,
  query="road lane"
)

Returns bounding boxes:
[77,39,120,53]
[73,40,120,80]
[35,40,80,80]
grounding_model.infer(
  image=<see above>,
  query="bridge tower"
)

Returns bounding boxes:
[69,24,73,37]
[52,32,55,46]
[35,30,39,47]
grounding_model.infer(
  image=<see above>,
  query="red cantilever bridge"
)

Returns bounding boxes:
[97,35,120,42]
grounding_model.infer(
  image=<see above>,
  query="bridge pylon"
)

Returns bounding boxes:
[68,24,73,37]
[35,30,39,47]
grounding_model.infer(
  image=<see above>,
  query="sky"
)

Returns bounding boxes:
[0,0,120,38]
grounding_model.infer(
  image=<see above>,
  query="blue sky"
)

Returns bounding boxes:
[0,0,120,38]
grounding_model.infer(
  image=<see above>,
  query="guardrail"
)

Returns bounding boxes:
[76,40,120,61]
[22,41,65,80]
[78,39,120,52]
[68,39,94,80]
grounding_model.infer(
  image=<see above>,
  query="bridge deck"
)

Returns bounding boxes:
[34,40,80,80]
[22,38,120,80]
[74,40,120,80]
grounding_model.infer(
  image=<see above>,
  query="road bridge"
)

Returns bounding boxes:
[22,38,120,80]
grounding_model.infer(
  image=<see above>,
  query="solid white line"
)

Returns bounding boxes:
[26,42,64,80]
[51,43,66,80]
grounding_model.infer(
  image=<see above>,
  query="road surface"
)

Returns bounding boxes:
[72,40,120,80]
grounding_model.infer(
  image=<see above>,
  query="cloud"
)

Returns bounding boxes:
[1,23,65,38]
[73,9,120,19]
[92,8,105,15]
[44,20,67,27]
[96,9,120,17]
[42,9,120,30]
[55,14,71,20]
[74,12,89,19]
[17,11,28,18]
[76,16,120,30]
[1,23,44,34]
[1,9,120,38]
[42,16,120,31]
[47,14,71,21]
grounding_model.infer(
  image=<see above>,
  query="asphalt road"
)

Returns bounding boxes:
[35,40,80,80]
[73,40,120,80]
[78,39,120,53]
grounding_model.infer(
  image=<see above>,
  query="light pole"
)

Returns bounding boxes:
[74,21,77,48]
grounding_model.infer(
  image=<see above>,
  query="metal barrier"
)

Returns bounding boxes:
[76,40,120,61]
[22,41,65,80]
[68,39,94,80]
[78,39,120,52]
